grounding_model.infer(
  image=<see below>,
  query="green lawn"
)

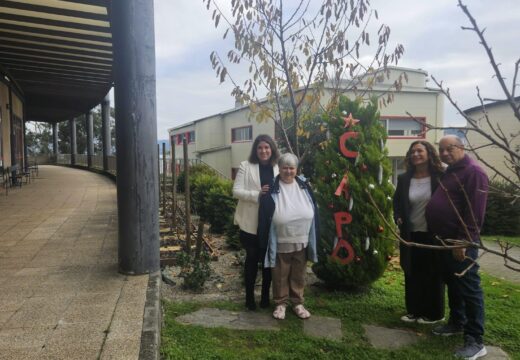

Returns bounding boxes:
[161,265,520,359]
[482,235,520,247]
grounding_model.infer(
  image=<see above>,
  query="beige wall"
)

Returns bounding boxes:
[465,102,519,180]
[201,148,232,178]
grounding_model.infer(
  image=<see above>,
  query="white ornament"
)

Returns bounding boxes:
[333,236,338,248]
[349,197,354,211]
[368,184,375,190]
[373,250,379,255]
[387,196,392,201]
[378,164,383,185]
[331,173,337,178]
[365,237,370,251]
[342,110,347,115]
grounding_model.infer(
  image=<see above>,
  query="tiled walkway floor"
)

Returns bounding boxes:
[0,166,148,360]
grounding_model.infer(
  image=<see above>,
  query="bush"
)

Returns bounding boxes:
[310,97,395,289]
[177,164,217,193]
[191,173,237,234]
[482,181,520,236]
[176,251,212,291]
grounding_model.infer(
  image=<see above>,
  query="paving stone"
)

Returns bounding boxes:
[485,345,510,360]
[363,324,421,349]
[176,308,279,331]
[303,316,342,341]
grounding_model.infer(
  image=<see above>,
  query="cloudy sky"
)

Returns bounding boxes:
[153,0,519,139]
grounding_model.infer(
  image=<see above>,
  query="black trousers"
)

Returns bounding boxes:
[240,231,271,306]
[404,231,445,320]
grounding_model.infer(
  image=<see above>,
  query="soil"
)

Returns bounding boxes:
[161,234,246,303]
[160,234,322,304]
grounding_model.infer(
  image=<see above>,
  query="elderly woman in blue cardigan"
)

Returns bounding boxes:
[258,153,319,320]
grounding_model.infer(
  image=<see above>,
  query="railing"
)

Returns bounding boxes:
[28,153,223,180]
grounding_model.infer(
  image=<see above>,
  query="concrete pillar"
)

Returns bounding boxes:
[101,95,111,171]
[70,118,77,165]
[86,110,94,168]
[112,0,159,274]
[52,122,58,157]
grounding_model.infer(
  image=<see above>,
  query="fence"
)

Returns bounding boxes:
[27,154,226,179]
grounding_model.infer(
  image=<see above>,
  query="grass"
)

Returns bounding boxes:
[481,235,520,247]
[161,263,520,360]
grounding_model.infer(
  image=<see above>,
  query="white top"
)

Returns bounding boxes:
[273,180,314,247]
[408,176,431,232]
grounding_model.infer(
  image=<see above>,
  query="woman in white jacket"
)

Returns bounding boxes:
[233,134,279,310]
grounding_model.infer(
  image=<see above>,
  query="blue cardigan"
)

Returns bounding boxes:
[257,175,320,268]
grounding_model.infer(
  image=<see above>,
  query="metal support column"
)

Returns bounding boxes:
[112,0,159,274]
[101,95,111,171]
[70,118,77,165]
[86,110,94,168]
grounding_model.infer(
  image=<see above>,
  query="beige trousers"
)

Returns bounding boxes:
[272,248,306,306]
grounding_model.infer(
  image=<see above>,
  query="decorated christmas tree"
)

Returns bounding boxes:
[311,97,395,289]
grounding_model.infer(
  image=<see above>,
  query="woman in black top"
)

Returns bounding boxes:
[393,140,445,324]
[232,134,279,310]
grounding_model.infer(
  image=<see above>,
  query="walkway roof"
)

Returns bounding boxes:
[0,0,113,122]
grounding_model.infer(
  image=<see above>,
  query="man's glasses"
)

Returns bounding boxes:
[439,144,461,153]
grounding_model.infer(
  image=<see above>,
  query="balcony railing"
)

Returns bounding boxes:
[27,154,227,179]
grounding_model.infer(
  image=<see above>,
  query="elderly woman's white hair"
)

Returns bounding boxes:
[278,153,299,167]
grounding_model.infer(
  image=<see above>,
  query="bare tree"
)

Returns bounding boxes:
[409,0,519,200]
[387,0,520,272]
[203,0,404,160]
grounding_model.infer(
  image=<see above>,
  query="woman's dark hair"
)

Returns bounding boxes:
[248,134,279,166]
[405,140,444,174]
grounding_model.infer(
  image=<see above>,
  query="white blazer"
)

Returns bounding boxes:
[233,160,279,235]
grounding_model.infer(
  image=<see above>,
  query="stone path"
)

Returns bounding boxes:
[0,166,150,360]
[176,308,510,358]
[480,241,520,284]
[168,225,519,359]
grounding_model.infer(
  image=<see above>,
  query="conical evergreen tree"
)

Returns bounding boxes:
[311,97,395,289]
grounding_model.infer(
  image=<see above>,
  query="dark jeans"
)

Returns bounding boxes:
[240,231,271,306]
[442,246,485,343]
[404,232,445,320]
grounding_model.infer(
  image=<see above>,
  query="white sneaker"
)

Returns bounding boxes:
[417,317,445,325]
[400,314,417,323]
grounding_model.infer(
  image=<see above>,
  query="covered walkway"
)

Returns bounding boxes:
[0,166,149,359]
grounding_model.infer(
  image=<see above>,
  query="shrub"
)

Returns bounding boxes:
[191,173,237,234]
[177,164,217,193]
[176,251,212,291]
[482,181,520,236]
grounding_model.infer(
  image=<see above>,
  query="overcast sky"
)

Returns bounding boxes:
[153,0,520,139]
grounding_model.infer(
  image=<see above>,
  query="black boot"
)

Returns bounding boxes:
[260,267,271,308]
[244,248,258,310]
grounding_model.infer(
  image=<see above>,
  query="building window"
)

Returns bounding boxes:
[380,117,425,138]
[188,131,196,143]
[232,126,252,142]
[175,134,183,145]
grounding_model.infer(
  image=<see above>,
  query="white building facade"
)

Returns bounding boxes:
[169,67,444,182]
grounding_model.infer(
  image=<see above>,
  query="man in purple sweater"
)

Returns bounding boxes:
[425,135,489,360]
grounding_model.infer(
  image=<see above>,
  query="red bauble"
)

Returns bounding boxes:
[328,203,334,209]
[377,225,384,233]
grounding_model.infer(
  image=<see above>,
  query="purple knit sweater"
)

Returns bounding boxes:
[425,155,489,243]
